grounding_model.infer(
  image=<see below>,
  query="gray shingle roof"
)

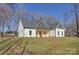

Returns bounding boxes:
[35,20,49,29]
[48,23,65,29]
[22,20,35,28]
[21,19,64,29]
[49,23,59,29]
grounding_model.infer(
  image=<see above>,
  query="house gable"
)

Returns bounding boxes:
[55,23,65,37]
[18,19,24,37]
[56,23,65,29]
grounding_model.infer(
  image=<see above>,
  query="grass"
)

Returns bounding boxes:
[0,37,79,55]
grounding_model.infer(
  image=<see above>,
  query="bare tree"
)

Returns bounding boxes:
[0,4,12,39]
[7,4,25,36]
[73,4,79,37]
[66,4,79,37]
[63,11,70,27]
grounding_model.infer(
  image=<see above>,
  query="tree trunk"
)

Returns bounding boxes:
[74,4,79,37]
[2,19,5,40]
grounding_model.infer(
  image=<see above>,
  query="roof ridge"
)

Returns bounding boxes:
[21,19,60,29]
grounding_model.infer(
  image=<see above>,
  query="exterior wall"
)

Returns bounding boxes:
[18,20,24,37]
[55,28,65,37]
[42,32,49,37]
[18,20,65,37]
[49,30,55,37]
[24,28,36,37]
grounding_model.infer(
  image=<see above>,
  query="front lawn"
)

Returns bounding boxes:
[0,37,79,55]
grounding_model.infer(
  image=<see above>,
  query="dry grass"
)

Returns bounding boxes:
[0,37,79,55]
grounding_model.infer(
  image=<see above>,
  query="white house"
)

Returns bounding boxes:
[18,19,65,37]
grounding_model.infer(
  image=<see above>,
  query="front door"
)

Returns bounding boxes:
[39,31,42,37]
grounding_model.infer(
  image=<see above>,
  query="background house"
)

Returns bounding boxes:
[18,19,65,37]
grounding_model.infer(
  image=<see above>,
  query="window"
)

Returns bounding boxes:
[58,31,59,35]
[62,31,63,35]
[29,30,32,35]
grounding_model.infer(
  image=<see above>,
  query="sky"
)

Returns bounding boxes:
[21,3,73,23]
[4,3,75,32]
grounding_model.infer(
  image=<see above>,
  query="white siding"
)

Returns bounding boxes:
[24,28,36,37]
[49,30,55,37]
[18,20,24,37]
[56,28,65,37]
